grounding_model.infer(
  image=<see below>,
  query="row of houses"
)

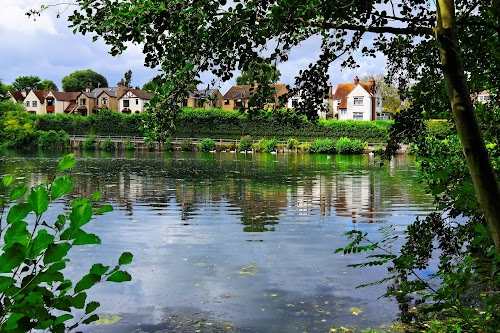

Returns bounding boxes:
[8,76,391,121]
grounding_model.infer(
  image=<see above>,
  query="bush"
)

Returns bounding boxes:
[181,139,193,151]
[335,137,367,154]
[124,140,136,151]
[426,119,455,139]
[238,135,253,152]
[256,138,278,152]
[287,138,300,150]
[199,138,216,152]
[0,154,133,332]
[83,135,97,150]
[164,137,173,151]
[36,130,69,150]
[308,138,335,153]
[100,137,115,151]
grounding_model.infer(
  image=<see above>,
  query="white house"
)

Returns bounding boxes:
[286,84,334,119]
[118,86,153,114]
[23,90,47,114]
[45,91,80,114]
[333,76,383,121]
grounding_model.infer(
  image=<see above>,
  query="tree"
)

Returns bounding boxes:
[120,69,132,87]
[38,79,59,91]
[61,69,108,92]
[11,75,41,92]
[0,80,9,101]
[362,75,409,115]
[236,58,281,85]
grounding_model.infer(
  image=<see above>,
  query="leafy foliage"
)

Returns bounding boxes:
[61,69,108,92]
[82,136,96,150]
[11,76,42,92]
[180,139,193,151]
[100,137,115,151]
[256,138,278,153]
[335,137,366,154]
[0,154,133,332]
[238,135,253,152]
[36,130,69,150]
[236,57,281,85]
[199,138,216,152]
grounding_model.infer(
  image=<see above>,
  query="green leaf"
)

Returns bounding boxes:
[71,292,87,309]
[2,175,14,188]
[90,263,110,276]
[55,214,66,231]
[91,190,101,202]
[118,252,133,265]
[431,184,447,196]
[74,273,101,293]
[82,314,99,325]
[51,175,74,200]
[0,276,15,290]
[4,312,24,330]
[4,221,29,247]
[85,301,100,314]
[27,186,50,216]
[96,204,113,215]
[54,314,74,326]
[43,243,71,264]
[6,203,30,224]
[69,198,93,227]
[57,153,75,172]
[0,244,26,273]
[9,184,28,201]
[73,229,101,245]
[29,229,55,258]
[106,270,132,282]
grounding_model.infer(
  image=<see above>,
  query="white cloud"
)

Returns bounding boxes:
[0,0,57,35]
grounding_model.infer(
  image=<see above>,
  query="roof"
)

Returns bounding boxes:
[51,91,80,101]
[9,91,25,102]
[31,90,47,101]
[333,82,376,109]
[64,102,77,112]
[92,87,119,98]
[189,89,220,99]
[118,88,153,100]
[223,84,286,99]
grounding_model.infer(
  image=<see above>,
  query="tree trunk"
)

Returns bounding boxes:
[436,0,500,253]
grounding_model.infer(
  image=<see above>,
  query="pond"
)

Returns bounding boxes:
[0,150,434,332]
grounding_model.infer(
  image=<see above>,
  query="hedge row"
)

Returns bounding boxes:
[34,108,393,142]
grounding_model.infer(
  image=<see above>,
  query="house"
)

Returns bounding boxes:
[287,83,334,119]
[117,83,153,114]
[74,86,121,116]
[23,90,47,114]
[222,83,288,110]
[332,76,383,121]
[8,90,27,104]
[477,90,490,103]
[45,91,80,114]
[181,88,224,109]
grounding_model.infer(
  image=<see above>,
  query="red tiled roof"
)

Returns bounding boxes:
[9,91,25,102]
[118,88,153,100]
[32,90,47,101]
[51,91,80,101]
[223,83,287,99]
[65,102,77,112]
[333,82,375,109]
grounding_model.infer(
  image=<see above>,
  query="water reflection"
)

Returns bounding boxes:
[0,150,433,332]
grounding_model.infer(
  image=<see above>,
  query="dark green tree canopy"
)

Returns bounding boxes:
[38,79,59,91]
[11,75,41,92]
[120,69,132,87]
[236,58,281,85]
[61,69,108,92]
[0,80,9,102]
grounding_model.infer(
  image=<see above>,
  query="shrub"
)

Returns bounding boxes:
[36,129,69,150]
[335,137,367,154]
[308,138,335,153]
[100,137,115,151]
[181,139,193,151]
[83,135,97,150]
[199,138,216,152]
[0,154,133,332]
[426,119,455,139]
[256,138,278,152]
[124,140,136,151]
[238,135,253,152]
[287,138,300,150]
[164,137,173,151]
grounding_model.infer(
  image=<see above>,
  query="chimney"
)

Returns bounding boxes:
[117,82,124,98]
[85,86,91,93]
[354,76,359,85]
[21,89,26,97]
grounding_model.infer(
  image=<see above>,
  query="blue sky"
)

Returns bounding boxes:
[1,0,388,93]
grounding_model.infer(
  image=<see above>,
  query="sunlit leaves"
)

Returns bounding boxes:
[57,153,75,172]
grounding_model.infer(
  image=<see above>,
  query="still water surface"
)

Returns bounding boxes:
[0,150,434,332]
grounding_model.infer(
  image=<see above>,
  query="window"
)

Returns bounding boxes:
[353,97,363,105]
[80,98,86,106]
[340,109,346,115]
[136,99,139,105]
[101,97,108,105]
[25,101,30,107]
[32,101,37,107]
[47,99,54,106]
[479,95,490,102]
[123,100,130,107]
[291,99,298,108]
[234,99,245,108]
[353,113,364,120]
[376,98,381,107]
[224,99,229,105]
